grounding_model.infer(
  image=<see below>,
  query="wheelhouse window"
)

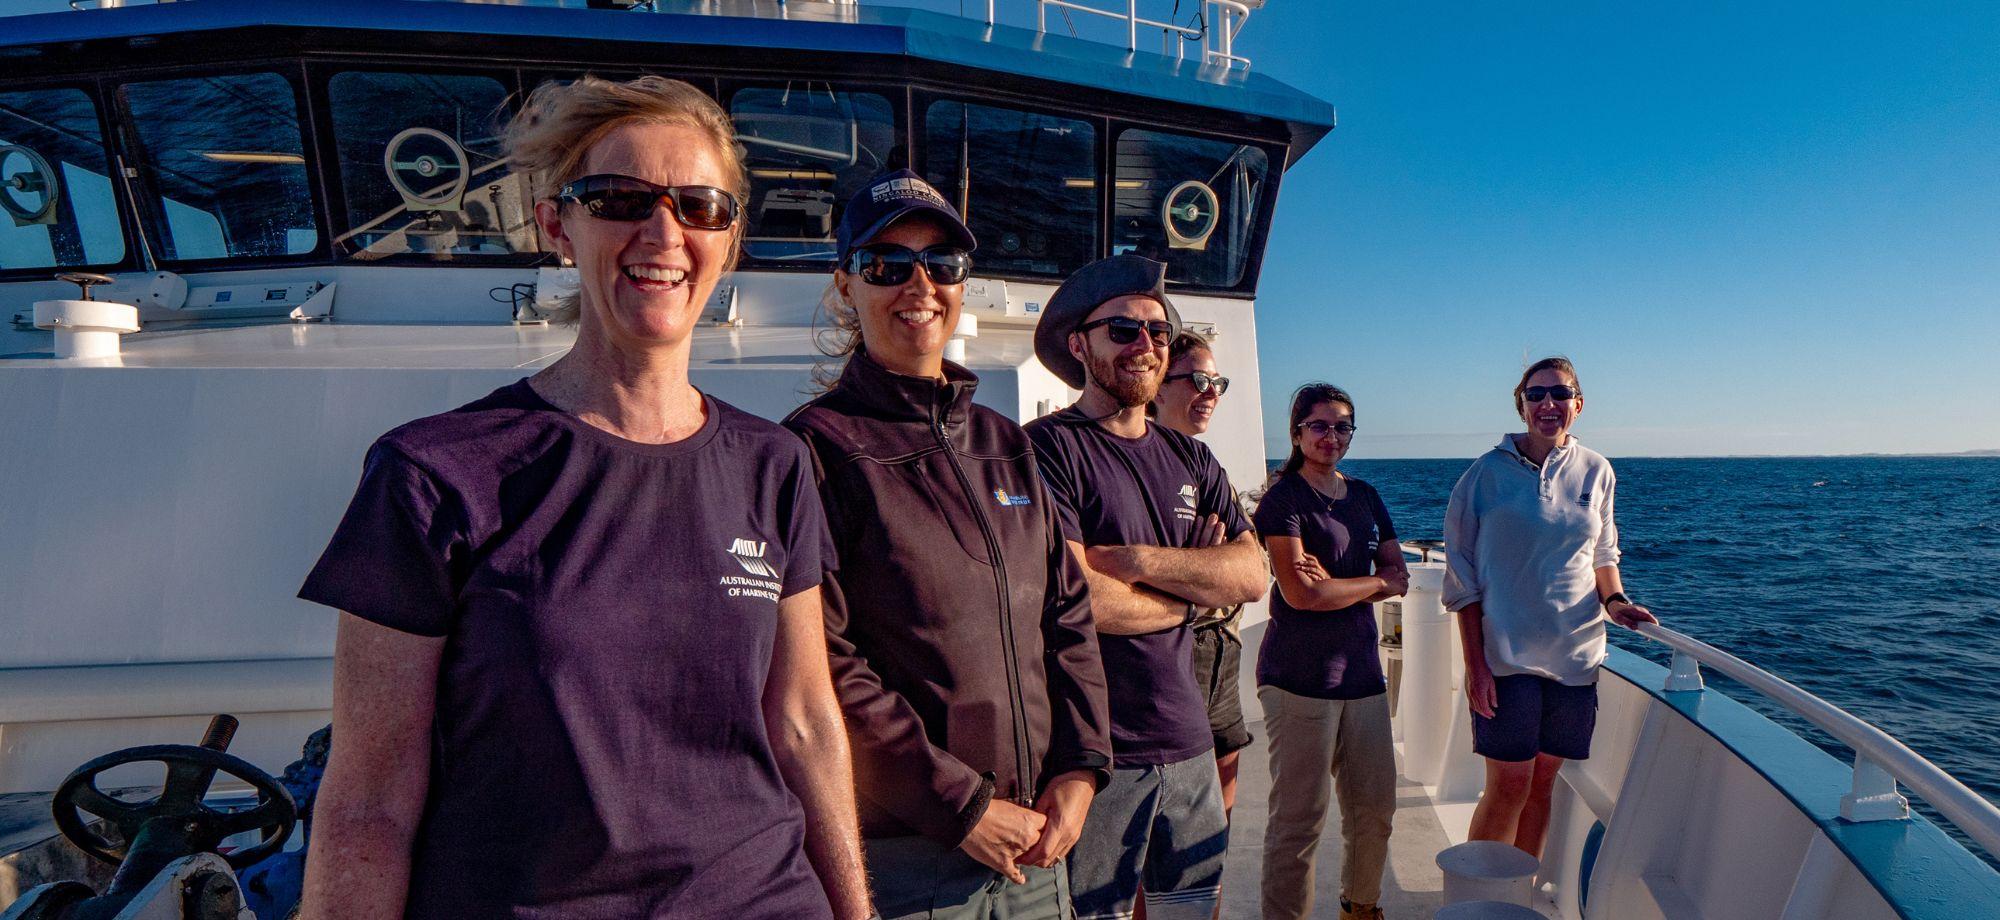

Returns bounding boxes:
[120,72,318,263]
[328,71,535,261]
[922,101,1096,278]
[1113,129,1269,288]
[0,88,125,272]
[730,83,900,264]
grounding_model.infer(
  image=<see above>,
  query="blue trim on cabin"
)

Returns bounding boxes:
[1602,647,2000,920]
[0,0,1335,154]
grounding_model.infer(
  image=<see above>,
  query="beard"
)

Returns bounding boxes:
[1085,349,1164,408]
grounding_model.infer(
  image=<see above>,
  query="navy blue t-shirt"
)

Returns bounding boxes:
[1252,472,1398,700]
[299,380,832,920]
[1025,410,1251,766]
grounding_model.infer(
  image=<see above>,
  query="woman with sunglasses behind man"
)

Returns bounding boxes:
[1254,383,1406,920]
[1442,356,1657,861]
[1149,332,1254,852]
[784,170,1112,919]
[295,76,868,920]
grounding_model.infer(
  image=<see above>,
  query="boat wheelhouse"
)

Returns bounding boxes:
[0,0,1325,786]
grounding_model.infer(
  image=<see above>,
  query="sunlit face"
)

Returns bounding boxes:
[1154,347,1220,435]
[1518,367,1584,441]
[1069,295,1169,408]
[534,122,738,349]
[1293,400,1355,469]
[835,217,964,376]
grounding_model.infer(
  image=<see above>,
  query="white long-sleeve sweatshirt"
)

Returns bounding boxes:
[1441,434,1621,686]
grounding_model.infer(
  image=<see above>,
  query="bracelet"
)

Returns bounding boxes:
[1602,591,1630,608]
[1182,601,1201,627]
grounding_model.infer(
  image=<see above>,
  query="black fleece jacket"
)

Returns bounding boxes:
[785,350,1113,844]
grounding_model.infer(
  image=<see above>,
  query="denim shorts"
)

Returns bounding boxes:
[1471,673,1597,762]
[1066,753,1229,920]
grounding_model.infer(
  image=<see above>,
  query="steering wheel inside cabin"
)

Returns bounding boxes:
[52,742,298,870]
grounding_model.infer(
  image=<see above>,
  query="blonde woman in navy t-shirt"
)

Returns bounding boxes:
[295,77,868,920]
[1252,383,1408,920]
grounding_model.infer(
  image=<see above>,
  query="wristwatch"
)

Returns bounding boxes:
[1182,601,1201,627]
[1602,591,1630,608]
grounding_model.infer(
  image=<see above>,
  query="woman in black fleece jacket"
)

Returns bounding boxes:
[785,170,1112,920]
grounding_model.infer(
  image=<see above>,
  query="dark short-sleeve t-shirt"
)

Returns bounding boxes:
[1252,472,1398,700]
[1024,411,1250,766]
[299,380,832,920]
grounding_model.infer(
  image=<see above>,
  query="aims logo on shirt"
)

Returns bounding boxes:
[1178,484,1197,508]
[729,538,779,579]
[993,488,1033,507]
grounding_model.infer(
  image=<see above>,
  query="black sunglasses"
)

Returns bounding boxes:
[1165,371,1230,396]
[846,243,973,287]
[1296,420,1357,438]
[556,174,741,230]
[1076,316,1174,348]
[1522,385,1581,403]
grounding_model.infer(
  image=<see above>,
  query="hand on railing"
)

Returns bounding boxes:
[1606,598,1657,629]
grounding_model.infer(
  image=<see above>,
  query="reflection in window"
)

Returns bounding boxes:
[1113,130,1268,288]
[329,71,535,261]
[121,73,317,262]
[923,102,1096,277]
[731,84,898,263]
[0,88,124,271]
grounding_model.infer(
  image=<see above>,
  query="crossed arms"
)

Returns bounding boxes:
[1072,513,1270,636]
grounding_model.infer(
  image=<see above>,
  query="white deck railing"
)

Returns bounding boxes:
[1632,621,2000,858]
[1400,540,2000,861]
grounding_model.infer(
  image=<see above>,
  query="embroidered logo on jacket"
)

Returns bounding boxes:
[993,488,1033,507]
[728,537,780,579]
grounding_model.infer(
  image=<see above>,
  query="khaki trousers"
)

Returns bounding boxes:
[1258,687,1396,919]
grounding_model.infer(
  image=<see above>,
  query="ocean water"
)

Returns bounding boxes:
[1324,455,2000,858]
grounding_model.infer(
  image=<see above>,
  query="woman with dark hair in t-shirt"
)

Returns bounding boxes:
[1252,383,1408,920]
[295,76,868,920]
[784,171,1111,919]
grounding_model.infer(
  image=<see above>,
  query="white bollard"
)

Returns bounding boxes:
[1397,562,1452,784]
[1436,841,1539,906]
[33,299,140,360]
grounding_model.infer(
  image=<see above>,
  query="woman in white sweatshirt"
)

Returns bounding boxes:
[1441,356,1658,859]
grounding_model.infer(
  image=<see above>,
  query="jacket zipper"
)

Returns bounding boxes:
[933,406,1035,799]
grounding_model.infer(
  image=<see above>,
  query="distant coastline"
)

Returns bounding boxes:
[1275,449,2000,466]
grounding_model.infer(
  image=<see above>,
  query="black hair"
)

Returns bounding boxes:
[1272,382,1354,484]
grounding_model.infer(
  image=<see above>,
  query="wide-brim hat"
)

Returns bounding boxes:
[836,168,977,265]
[1032,254,1182,390]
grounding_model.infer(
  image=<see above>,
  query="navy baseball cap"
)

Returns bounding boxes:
[835,169,977,265]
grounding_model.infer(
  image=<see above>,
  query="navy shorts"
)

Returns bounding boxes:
[1472,674,1597,762]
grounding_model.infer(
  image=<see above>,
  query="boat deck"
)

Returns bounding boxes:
[1219,721,1557,919]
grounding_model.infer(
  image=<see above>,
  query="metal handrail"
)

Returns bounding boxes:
[1631,622,2000,858]
[1030,0,1250,69]
[1400,539,2000,858]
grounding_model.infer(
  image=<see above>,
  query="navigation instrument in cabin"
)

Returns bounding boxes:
[384,126,471,213]
[1163,179,1219,251]
[0,145,58,227]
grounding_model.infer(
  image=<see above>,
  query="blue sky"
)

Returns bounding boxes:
[6,1,1996,458]
[1243,3,2000,459]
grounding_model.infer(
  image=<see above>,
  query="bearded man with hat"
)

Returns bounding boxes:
[1022,255,1269,920]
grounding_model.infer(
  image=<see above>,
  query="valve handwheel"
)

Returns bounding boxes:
[52,717,297,870]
